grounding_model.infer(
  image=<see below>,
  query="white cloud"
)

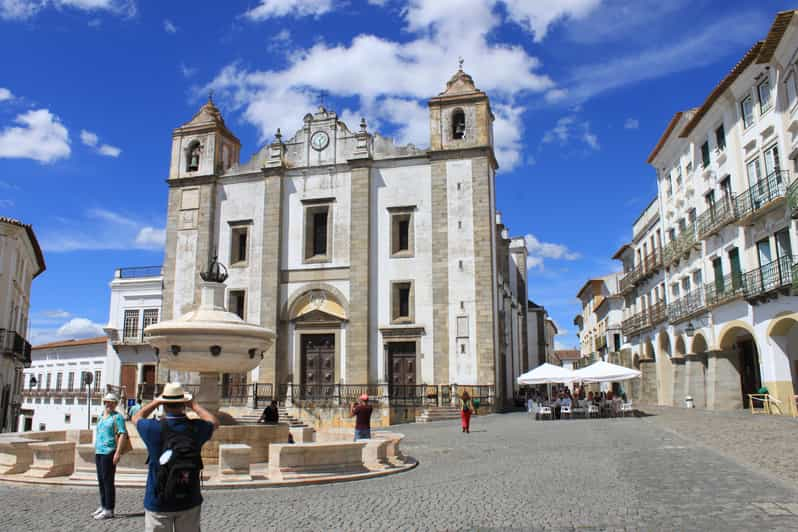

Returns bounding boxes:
[0,0,135,20]
[80,128,121,157]
[179,62,197,78]
[0,87,13,101]
[29,316,106,345]
[0,199,13,208]
[210,0,568,171]
[525,233,580,271]
[0,109,70,164]
[244,0,332,21]
[163,18,177,33]
[502,0,602,42]
[135,226,165,248]
[542,115,599,151]
[41,309,72,319]
[58,317,105,338]
[624,118,639,130]
[40,208,164,252]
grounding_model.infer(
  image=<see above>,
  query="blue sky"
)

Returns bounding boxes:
[0,0,792,347]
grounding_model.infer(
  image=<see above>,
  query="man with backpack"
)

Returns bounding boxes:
[133,382,219,532]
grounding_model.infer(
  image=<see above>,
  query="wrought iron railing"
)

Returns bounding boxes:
[618,267,641,293]
[705,272,746,307]
[644,248,663,273]
[619,249,663,293]
[667,287,706,323]
[649,300,667,325]
[0,329,31,367]
[453,385,495,405]
[663,224,698,268]
[789,179,798,219]
[621,300,666,336]
[116,266,163,279]
[696,197,736,240]
[741,255,796,300]
[735,171,789,220]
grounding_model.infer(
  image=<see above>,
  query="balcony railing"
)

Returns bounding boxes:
[619,267,641,294]
[741,255,796,303]
[667,287,706,323]
[735,171,789,221]
[116,266,163,279]
[0,329,32,368]
[663,223,699,268]
[696,197,736,240]
[619,249,663,294]
[789,179,798,219]
[705,272,746,308]
[621,300,666,337]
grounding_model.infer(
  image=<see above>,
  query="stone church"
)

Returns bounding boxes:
[160,67,529,406]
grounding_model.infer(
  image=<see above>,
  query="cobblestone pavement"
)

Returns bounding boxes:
[2,411,798,531]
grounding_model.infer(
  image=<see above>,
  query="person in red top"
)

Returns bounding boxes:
[349,393,373,440]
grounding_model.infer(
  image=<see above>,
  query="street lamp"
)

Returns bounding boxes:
[685,322,695,337]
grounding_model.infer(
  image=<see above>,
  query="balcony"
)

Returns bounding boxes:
[667,287,706,324]
[741,255,797,304]
[621,300,666,337]
[696,197,736,240]
[705,272,746,308]
[115,266,163,279]
[663,223,699,268]
[789,179,798,219]
[618,249,663,294]
[0,329,32,368]
[735,171,789,223]
[619,267,641,294]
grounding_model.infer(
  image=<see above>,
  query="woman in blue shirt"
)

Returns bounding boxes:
[93,393,127,521]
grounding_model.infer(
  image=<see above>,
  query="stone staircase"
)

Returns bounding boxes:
[415,405,462,423]
[229,406,309,428]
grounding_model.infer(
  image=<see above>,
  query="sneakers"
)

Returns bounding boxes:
[94,510,113,520]
[91,507,104,517]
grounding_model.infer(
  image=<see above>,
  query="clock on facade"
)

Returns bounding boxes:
[310,131,329,151]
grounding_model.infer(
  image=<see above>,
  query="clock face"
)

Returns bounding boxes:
[310,131,329,151]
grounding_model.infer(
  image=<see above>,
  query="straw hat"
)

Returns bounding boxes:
[103,393,119,403]
[157,382,193,403]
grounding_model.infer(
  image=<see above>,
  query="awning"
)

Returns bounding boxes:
[571,360,641,383]
[517,363,576,385]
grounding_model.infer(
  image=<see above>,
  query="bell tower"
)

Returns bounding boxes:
[428,62,495,153]
[162,96,241,323]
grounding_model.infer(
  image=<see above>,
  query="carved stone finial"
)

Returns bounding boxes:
[458,56,464,71]
[275,128,282,141]
[359,117,367,132]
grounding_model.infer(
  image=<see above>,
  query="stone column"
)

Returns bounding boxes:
[347,163,372,384]
[430,160,449,384]
[638,359,658,403]
[259,172,284,391]
[684,353,706,408]
[671,356,686,407]
[197,372,220,412]
[706,350,742,410]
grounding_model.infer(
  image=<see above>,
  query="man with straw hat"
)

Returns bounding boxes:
[349,393,373,440]
[92,392,127,520]
[133,383,219,532]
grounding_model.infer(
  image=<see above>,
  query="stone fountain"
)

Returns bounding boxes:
[143,258,275,424]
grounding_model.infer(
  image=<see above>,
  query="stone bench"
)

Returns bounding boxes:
[0,438,36,474]
[361,438,390,470]
[268,441,367,481]
[71,443,149,482]
[289,426,315,443]
[372,432,405,465]
[219,444,251,481]
[26,441,75,478]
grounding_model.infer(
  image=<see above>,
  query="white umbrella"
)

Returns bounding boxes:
[572,360,641,383]
[517,363,576,385]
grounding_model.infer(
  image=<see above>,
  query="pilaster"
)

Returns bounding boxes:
[638,358,658,403]
[430,160,449,384]
[259,171,284,389]
[347,163,372,383]
[684,353,706,408]
[671,356,686,407]
[706,350,742,410]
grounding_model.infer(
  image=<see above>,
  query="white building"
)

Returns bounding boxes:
[574,273,623,361]
[613,9,798,411]
[20,337,107,432]
[0,217,45,432]
[103,266,162,400]
[158,67,529,406]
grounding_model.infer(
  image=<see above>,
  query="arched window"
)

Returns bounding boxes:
[186,141,201,172]
[452,109,466,140]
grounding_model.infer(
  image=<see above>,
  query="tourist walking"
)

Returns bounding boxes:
[127,398,142,420]
[132,383,219,532]
[93,392,128,521]
[349,393,372,440]
[460,391,473,433]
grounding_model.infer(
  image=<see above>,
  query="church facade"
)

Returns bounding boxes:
[160,68,529,406]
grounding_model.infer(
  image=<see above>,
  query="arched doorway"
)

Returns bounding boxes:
[674,336,686,357]
[718,323,761,409]
[656,330,674,405]
[767,314,798,411]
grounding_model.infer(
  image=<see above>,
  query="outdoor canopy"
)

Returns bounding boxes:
[516,363,576,385]
[571,360,641,383]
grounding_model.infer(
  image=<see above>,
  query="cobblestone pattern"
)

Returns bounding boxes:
[2,411,798,530]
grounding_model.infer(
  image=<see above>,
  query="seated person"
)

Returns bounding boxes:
[258,400,279,424]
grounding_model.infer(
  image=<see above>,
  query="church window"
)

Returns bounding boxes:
[452,109,466,140]
[389,207,414,258]
[187,141,201,171]
[391,281,414,324]
[228,290,246,320]
[230,226,249,265]
[303,202,332,263]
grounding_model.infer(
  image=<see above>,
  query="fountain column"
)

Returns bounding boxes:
[198,372,220,412]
